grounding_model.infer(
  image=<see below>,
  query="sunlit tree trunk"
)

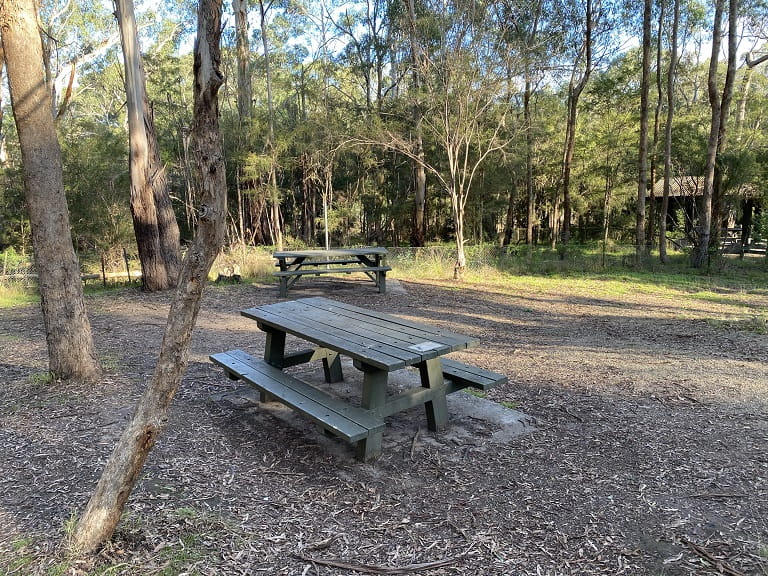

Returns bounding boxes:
[561,0,593,246]
[116,0,181,291]
[405,0,427,246]
[659,0,680,264]
[72,0,227,553]
[1,0,101,383]
[709,0,738,252]
[691,0,726,267]
[636,0,652,260]
[0,35,7,167]
[233,0,251,122]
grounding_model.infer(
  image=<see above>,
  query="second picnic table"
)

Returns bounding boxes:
[272,247,391,297]
[210,297,507,461]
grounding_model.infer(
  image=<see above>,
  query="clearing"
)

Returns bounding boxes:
[1,274,767,575]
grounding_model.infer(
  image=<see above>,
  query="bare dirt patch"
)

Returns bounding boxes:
[1,276,767,575]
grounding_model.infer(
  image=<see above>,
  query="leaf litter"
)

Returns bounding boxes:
[0,277,766,575]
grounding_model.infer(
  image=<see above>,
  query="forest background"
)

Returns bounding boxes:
[0,0,767,279]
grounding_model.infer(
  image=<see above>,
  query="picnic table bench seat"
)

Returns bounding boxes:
[274,259,363,267]
[210,349,385,458]
[274,266,391,278]
[441,358,508,394]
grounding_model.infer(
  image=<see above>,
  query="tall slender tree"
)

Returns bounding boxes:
[116,0,182,291]
[404,0,428,246]
[636,0,652,259]
[560,0,596,245]
[1,0,101,383]
[691,0,727,267]
[659,0,681,263]
[257,0,284,250]
[709,0,739,251]
[233,0,252,122]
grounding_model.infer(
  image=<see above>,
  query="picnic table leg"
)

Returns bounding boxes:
[376,270,387,293]
[419,358,449,431]
[278,276,288,298]
[261,328,287,402]
[357,363,387,461]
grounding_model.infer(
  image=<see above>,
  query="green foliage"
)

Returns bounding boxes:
[0,166,28,251]
[62,122,134,252]
[0,0,764,275]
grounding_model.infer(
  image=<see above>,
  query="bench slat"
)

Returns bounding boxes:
[210,350,384,443]
[442,358,507,392]
[274,266,391,277]
[275,259,363,267]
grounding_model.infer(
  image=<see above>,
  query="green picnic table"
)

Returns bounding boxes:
[210,297,507,461]
[272,248,391,297]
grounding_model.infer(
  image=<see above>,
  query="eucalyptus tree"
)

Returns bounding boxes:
[233,0,252,122]
[35,0,120,122]
[1,0,101,383]
[381,0,435,245]
[116,0,182,290]
[256,0,285,249]
[636,0,652,259]
[494,0,560,245]
[329,0,393,114]
[370,0,510,276]
[692,0,738,267]
[659,0,681,263]
[557,0,617,246]
[74,0,227,553]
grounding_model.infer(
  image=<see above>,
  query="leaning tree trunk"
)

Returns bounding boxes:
[561,0,593,246]
[72,0,226,553]
[116,0,181,291]
[1,0,101,383]
[709,0,738,253]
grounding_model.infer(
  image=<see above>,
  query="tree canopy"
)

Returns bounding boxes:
[1,0,767,262]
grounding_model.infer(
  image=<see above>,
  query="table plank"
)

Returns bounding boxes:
[298,297,477,351]
[273,247,388,259]
[291,302,448,358]
[245,300,455,358]
[242,297,478,370]
[244,307,412,370]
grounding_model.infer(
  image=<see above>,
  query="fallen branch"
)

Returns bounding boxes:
[293,551,462,574]
[682,538,744,576]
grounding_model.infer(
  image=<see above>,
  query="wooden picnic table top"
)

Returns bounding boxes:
[273,247,388,260]
[241,297,478,371]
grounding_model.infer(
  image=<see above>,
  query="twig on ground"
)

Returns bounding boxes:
[410,428,420,461]
[682,538,744,576]
[292,551,462,574]
[560,405,583,423]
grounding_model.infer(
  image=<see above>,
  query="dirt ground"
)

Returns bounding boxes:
[1,275,767,575]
